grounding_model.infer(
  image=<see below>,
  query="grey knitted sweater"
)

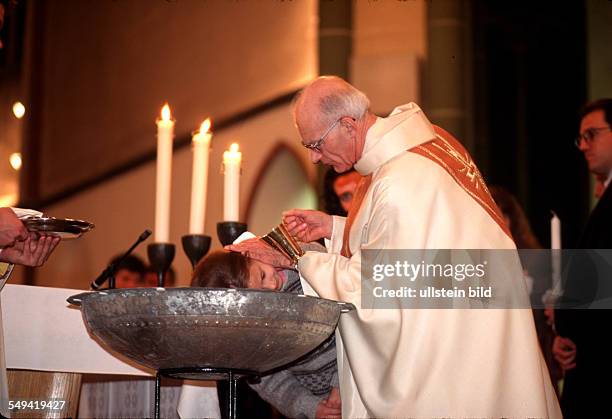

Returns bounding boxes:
[249,270,339,418]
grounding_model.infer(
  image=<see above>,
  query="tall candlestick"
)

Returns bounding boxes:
[223,143,242,221]
[189,119,212,234]
[155,103,174,242]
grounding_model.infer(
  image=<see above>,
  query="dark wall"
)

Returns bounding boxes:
[472,1,589,248]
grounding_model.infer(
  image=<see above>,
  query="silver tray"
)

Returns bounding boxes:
[23,217,94,239]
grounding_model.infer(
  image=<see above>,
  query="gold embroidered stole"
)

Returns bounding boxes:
[340,125,510,258]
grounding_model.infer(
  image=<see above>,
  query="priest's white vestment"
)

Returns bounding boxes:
[297,103,561,418]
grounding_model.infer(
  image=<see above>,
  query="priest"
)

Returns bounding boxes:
[228,76,560,418]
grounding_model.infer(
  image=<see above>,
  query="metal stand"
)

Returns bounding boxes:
[155,372,162,419]
[217,222,248,246]
[147,243,175,287]
[153,367,258,419]
[181,234,212,269]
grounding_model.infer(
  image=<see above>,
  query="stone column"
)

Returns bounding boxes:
[425,0,474,152]
[318,0,352,78]
[316,0,352,206]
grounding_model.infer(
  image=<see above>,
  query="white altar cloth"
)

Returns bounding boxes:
[2,284,149,375]
[1,284,220,418]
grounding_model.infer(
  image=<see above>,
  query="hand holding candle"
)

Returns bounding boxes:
[155,104,174,243]
[189,119,212,234]
[223,143,242,222]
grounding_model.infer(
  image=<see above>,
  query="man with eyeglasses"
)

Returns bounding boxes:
[554,98,612,419]
[228,76,560,418]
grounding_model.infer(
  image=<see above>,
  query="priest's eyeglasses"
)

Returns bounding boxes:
[574,126,611,148]
[302,118,342,152]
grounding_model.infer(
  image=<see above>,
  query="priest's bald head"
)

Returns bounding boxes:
[293,76,378,173]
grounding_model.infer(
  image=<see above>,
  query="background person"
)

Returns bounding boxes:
[322,168,361,217]
[554,98,612,418]
[109,254,146,288]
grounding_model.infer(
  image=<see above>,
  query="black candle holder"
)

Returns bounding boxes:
[217,222,248,246]
[147,243,175,287]
[181,234,211,269]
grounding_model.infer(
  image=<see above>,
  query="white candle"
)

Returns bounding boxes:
[155,104,174,242]
[551,211,562,295]
[223,143,242,221]
[551,212,561,250]
[189,119,212,234]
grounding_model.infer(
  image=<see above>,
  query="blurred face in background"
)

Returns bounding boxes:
[145,270,175,287]
[115,268,144,288]
[333,170,362,213]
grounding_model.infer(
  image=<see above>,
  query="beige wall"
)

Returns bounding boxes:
[36,0,317,199]
[7,0,320,288]
[353,0,426,58]
[30,103,316,289]
[351,0,426,114]
[248,147,317,235]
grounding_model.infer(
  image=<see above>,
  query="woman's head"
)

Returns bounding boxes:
[192,250,286,290]
[490,186,541,249]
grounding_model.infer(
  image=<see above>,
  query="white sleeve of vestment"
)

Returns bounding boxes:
[298,178,396,305]
[324,216,346,254]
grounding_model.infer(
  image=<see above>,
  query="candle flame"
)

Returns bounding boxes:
[200,118,211,134]
[229,143,239,152]
[161,103,172,121]
[12,102,26,119]
[9,153,22,171]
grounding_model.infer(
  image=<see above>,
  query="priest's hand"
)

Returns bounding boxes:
[0,234,60,267]
[315,387,341,418]
[225,238,293,269]
[0,207,28,247]
[552,335,576,371]
[282,209,332,242]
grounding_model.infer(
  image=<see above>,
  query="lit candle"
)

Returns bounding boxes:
[223,143,242,221]
[189,119,212,234]
[551,211,562,294]
[551,212,561,250]
[155,103,174,242]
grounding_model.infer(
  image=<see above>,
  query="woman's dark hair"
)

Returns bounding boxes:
[490,186,542,249]
[191,250,250,288]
